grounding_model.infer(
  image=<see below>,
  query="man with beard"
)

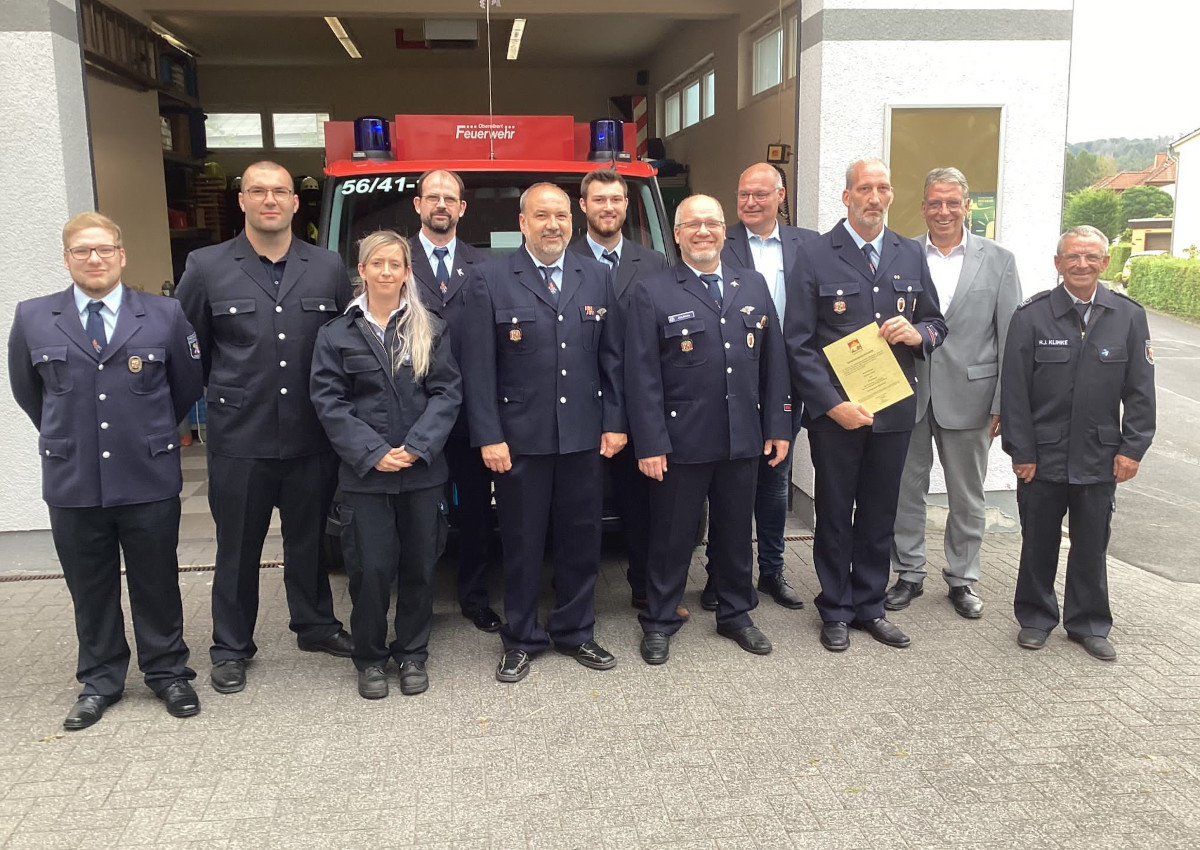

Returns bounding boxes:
[784,158,947,652]
[407,169,499,633]
[461,183,626,683]
[177,161,354,694]
[567,168,676,616]
[625,194,792,664]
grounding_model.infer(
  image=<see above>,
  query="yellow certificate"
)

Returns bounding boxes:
[822,322,914,414]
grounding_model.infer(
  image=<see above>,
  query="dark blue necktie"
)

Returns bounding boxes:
[862,243,876,276]
[86,300,106,354]
[540,266,558,300]
[432,246,450,295]
[1075,301,1089,335]
[700,273,722,308]
[601,250,619,269]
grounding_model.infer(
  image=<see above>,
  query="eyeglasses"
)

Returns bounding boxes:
[678,219,725,232]
[1059,253,1106,265]
[66,245,120,260]
[243,187,294,201]
[923,199,965,211]
[421,194,461,205]
[736,190,777,202]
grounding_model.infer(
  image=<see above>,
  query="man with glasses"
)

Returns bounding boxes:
[784,158,947,653]
[568,168,673,616]
[407,169,499,633]
[886,167,1022,620]
[9,212,204,728]
[701,162,819,613]
[625,194,792,664]
[461,183,625,683]
[177,161,354,694]
[1001,225,1155,661]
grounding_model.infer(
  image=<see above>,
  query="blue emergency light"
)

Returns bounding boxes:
[353,116,392,160]
[588,118,630,162]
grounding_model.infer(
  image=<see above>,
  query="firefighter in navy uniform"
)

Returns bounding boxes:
[1001,225,1155,662]
[625,194,792,665]
[176,161,355,694]
[8,213,204,729]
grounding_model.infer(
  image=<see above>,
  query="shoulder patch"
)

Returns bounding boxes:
[187,332,201,360]
[1017,290,1052,309]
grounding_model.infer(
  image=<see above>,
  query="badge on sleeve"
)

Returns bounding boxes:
[187,332,201,360]
[128,355,143,373]
[1146,340,1155,365]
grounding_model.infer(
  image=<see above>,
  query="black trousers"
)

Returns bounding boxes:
[1015,478,1115,638]
[608,440,651,598]
[809,427,911,623]
[340,487,444,669]
[641,458,758,635]
[49,497,193,697]
[493,451,602,653]
[208,451,342,663]
[444,433,496,613]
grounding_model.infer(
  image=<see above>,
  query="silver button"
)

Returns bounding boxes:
[720,318,726,324]
[873,287,879,293]
[101,451,110,459]
[503,397,509,403]
[280,360,287,368]
[41,354,48,361]
[219,397,226,404]
[597,390,602,397]
[561,369,567,376]
[727,367,733,373]
[167,443,174,450]
[875,313,881,319]
[681,328,689,336]
[44,449,50,456]
[907,285,913,292]
[278,333,286,340]
[836,289,843,296]
[512,317,519,324]
[559,397,566,404]
[97,364,104,371]
[148,354,155,360]
[98,394,106,401]
[560,342,566,349]
[724,342,730,349]
[670,411,677,418]
[100,422,109,430]
[558,315,563,322]
[229,307,238,314]
[275,305,283,313]
[319,304,327,311]
[280,387,288,395]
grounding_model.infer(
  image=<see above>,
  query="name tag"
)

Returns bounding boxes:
[1038,339,1070,346]
[667,311,695,324]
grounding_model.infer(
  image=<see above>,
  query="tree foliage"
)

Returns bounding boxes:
[1064,149,1116,194]
[1068,137,1172,172]
[1120,185,1174,228]
[1063,188,1123,240]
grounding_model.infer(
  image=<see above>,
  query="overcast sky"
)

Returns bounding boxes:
[1068,0,1197,142]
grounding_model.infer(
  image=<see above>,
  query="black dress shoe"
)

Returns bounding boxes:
[700,581,718,612]
[297,628,354,657]
[716,624,772,655]
[358,666,388,699]
[949,585,983,619]
[757,573,805,609]
[210,659,246,694]
[496,649,533,683]
[555,639,617,670]
[851,617,911,648]
[884,578,924,611]
[640,632,670,665]
[1069,633,1117,661]
[398,660,429,695]
[463,606,503,633]
[159,679,200,718]
[1017,627,1049,649]
[820,621,850,652]
[63,693,121,731]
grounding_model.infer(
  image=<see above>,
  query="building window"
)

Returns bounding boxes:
[752,27,782,96]
[742,5,799,105]
[659,58,716,138]
[205,113,264,149]
[272,112,330,149]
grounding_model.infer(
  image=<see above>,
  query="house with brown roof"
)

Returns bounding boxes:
[1170,128,1200,256]
[1092,153,1177,192]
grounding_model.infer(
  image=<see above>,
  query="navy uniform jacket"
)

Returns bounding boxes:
[784,222,948,433]
[409,236,485,439]
[722,221,821,294]
[310,306,461,494]
[568,237,671,313]
[1001,284,1155,484]
[625,262,792,463]
[461,248,624,455]
[8,286,203,508]
[175,232,353,458]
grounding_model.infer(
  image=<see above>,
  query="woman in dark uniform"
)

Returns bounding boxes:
[310,230,461,698]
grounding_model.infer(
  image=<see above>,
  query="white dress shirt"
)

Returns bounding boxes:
[924,230,968,310]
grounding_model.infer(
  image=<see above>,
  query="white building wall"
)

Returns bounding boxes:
[1171,137,1200,257]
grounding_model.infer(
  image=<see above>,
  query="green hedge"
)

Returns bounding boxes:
[1100,243,1132,281]
[1126,256,1200,318]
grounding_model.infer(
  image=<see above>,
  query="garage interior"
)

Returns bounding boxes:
[82,0,801,296]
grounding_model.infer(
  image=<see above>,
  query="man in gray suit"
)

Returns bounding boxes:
[886,167,1022,618]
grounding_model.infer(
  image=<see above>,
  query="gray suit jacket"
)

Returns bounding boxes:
[917,230,1022,430]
